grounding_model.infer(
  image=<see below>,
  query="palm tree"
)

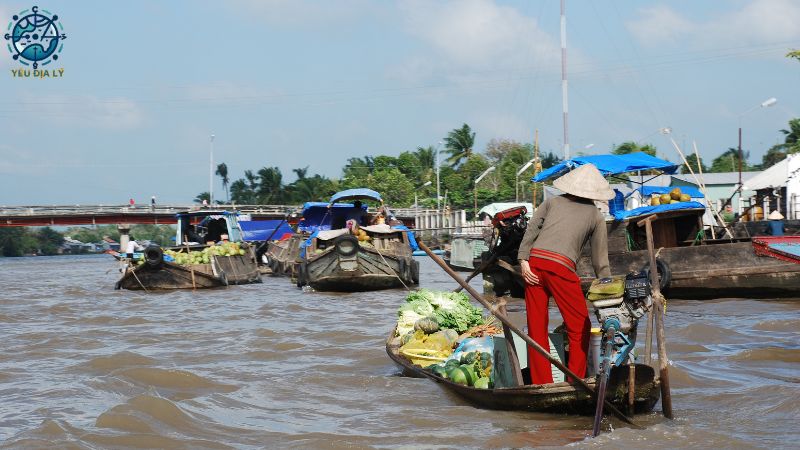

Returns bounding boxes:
[216,163,229,202]
[779,118,800,153]
[612,141,657,157]
[443,124,476,167]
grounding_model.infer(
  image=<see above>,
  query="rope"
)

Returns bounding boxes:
[625,229,639,251]
[129,267,150,294]
[653,291,667,315]
[693,230,704,246]
[372,243,409,290]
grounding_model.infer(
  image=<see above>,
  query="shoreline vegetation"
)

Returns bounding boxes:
[2,120,798,258]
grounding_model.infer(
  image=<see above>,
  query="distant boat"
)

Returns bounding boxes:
[297,188,419,291]
[114,210,261,290]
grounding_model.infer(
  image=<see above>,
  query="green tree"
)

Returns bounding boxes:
[443,123,476,167]
[761,146,787,169]
[612,141,657,156]
[779,118,800,154]
[709,148,752,173]
[787,49,800,62]
[680,154,708,174]
[194,192,210,204]
[36,227,64,255]
[216,163,230,202]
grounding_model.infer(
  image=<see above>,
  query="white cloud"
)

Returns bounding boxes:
[398,0,563,72]
[628,0,800,48]
[17,94,144,130]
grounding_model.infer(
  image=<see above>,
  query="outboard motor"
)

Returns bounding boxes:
[482,206,529,297]
[588,271,653,435]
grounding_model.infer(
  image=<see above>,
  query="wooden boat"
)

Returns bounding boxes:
[385,329,660,415]
[482,153,800,300]
[299,225,418,291]
[297,189,419,291]
[114,210,261,290]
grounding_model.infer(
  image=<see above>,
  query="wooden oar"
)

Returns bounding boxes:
[636,215,673,419]
[418,241,641,429]
[453,253,497,293]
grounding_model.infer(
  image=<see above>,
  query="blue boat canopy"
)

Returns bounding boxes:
[298,201,367,233]
[329,188,382,204]
[532,152,680,182]
[239,220,295,241]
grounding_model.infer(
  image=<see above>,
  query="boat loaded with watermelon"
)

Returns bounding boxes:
[114,210,261,290]
[386,288,660,416]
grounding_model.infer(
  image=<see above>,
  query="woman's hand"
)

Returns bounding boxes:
[519,260,539,286]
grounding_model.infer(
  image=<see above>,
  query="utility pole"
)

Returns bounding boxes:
[560,0,570,160]
[209,134,215,205]
[533,129,540,208]
[436,141,442,211]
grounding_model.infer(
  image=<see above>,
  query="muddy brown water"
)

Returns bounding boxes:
[0,255,797,449]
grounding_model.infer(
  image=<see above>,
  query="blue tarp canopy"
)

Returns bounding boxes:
[329,188,382,203]
[298,202,367,233]
[239,220,295,241]
[612,201,706,221]
[533,152,680,182]
[640,186,705,198]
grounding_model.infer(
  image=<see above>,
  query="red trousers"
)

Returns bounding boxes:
[524,256,590,384]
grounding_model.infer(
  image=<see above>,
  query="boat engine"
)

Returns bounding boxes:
[589,271,654,435]
[590,271,653,366]
[482,206,529,297]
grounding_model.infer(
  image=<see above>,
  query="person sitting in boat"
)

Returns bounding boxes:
[721,204,735,225]
[126,236,144,256]
[767,210,785,236]
[517,163,613,384]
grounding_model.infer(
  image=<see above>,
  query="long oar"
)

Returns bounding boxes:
[453,253,497,293]
[418,241,641,429]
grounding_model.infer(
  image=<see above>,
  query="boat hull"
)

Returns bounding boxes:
[386,334,660,415]
[579,241,800,300]
[302,247,418,292]
[116,253,261,290]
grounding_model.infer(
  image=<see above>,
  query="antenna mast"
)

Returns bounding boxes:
[560,0,570,159]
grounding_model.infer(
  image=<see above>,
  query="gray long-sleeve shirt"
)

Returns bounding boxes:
[516,195,611,278]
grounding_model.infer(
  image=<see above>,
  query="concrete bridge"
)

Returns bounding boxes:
[0,204,484,235]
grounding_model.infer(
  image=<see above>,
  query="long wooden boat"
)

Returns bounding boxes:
[115,244,261,290]
[114,210,261,290]
[299,226,418,291]
[481,153,800,300]
[297,189,420,291]
[385,330,660,415]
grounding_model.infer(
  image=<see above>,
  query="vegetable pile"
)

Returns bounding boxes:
[164,242,246,266]
[396,289,484,336]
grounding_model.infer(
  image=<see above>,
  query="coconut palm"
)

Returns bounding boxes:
[443,124,476,168]
[216,163,229,202]
[779,118,800,153]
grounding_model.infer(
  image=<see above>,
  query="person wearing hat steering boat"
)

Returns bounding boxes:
[517,163,613,384]
[767,210,785,236]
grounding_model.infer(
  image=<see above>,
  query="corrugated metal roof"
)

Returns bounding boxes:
[672,172,757,185]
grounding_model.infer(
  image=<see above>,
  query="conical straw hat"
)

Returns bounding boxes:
[768,210,784,220]
[553,163,615,201]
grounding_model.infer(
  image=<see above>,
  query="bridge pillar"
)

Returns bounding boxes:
[118,224,131,252]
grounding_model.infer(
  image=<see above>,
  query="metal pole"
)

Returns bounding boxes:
[436,142,441,212]
[560,0,570,160]
[210,134,215,205]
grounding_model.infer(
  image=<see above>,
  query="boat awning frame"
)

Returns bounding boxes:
[532,152,680,182]
[329,188,383,204]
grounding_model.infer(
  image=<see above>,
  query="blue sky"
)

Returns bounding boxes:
[1,0,799,204]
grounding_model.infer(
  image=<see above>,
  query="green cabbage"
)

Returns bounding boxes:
[397,289,483,334]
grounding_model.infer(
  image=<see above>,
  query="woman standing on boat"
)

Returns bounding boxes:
[517,163,614,384]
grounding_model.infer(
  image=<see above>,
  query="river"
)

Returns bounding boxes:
[0,254,797,449]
